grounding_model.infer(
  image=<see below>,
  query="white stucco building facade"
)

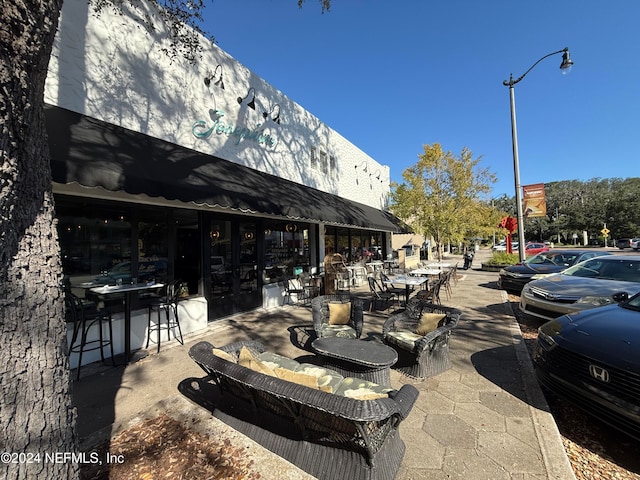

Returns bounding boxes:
[46,0,401,367]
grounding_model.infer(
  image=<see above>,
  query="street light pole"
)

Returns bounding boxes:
[503,47,573,262]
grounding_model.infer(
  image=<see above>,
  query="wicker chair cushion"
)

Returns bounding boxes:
[212,348,237,363]
[415,313,447,335]
[385,330,421,351]
[334,378,393,400]
[328,302,351,325]
[257,351,301,371]
[320,324,358,338]
[295,363,344,393]
[274,367,319,389]
[239,347,277,377]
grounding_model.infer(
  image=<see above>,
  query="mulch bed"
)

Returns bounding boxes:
[80,414,261,480]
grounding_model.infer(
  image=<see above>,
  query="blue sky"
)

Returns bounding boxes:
[200,1,638,198]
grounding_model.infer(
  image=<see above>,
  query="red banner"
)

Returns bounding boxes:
[523,183,546,218]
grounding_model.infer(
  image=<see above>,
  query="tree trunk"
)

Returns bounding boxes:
[1,0,78,479]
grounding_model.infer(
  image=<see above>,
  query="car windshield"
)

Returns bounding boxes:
[562,258,640,282]
[526,252,578,266]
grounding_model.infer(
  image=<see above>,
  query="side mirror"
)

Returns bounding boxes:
[612,292,629,303]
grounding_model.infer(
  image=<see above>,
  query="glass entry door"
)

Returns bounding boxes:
[208,217,261,319]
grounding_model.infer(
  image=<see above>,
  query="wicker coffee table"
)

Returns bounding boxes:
[311,337,398,387]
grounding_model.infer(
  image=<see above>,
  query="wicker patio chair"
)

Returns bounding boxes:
[312,294,364,339]
[382,300,462,379]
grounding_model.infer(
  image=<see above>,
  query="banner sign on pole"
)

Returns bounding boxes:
[523,183,547,218]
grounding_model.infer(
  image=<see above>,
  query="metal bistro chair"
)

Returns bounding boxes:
[368,276,398,311]
[146,279,184,353]
[416,277,444,305]
[380,272,407,300]
[440,269,454,300]
[66,291,115,380]
[284,275,309,307]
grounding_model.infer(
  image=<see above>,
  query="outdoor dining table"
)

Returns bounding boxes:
[368,260,384,271]
[422,262,452,269]
[90,282,164,363]
[410,268,443,277]
[311,337,398,387]
[382,275,427,304]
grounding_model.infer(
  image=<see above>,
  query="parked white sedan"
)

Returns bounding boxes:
[519,255,640,322]
[493,241,518,252]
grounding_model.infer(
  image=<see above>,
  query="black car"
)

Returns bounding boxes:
[533,291,640,440]
[497,249,612,294]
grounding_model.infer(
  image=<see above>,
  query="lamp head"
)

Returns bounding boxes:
[559,48,573,74]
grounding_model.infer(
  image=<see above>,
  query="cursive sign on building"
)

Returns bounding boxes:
[192,109,276,147]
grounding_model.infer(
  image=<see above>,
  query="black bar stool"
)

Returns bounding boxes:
[66,292,115,381]
[145,280,184,353]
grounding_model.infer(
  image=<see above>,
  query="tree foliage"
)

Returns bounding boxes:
[389,143,497,258]
[502,177,640,244]
[298,0,332,12]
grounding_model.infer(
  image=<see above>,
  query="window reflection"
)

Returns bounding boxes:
[58,199,132,292]
[263,222,310,283]
[240,223,257,292]
[138,210,169,286]
[210,220,232,296]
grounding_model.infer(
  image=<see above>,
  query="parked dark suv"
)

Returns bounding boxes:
[617,238,631,249]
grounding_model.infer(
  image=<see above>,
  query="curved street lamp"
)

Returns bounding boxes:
[503,47,573,262]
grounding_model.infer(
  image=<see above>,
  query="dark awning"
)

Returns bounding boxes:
[45,105,402,232]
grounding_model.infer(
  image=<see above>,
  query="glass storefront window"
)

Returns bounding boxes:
[263,222,309,283]
[57,198,133,312]
[138,208,169,286]
[337,228,350,262]
[175,210,199,296]
[58,199,132,292]
[240,222,257,292]
[324,227,385,264]
[210,220,232,296]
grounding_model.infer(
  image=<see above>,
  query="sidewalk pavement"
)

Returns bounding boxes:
[72,248,576,479]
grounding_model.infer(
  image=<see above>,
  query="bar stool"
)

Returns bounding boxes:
[145,280,184,353]
[66,292,115,381]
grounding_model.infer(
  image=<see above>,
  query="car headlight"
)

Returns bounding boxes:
[574,295,616,307]
[499,268,507,276]
[522,283,532,295]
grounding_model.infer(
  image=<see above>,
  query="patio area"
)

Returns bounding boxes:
[72,249,575,479]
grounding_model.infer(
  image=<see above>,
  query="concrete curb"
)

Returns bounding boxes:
[502,290,576,480]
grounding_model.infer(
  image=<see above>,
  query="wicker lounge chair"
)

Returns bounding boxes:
[312,294,364,339]
[382,300,462,379]
[189,340,419,480]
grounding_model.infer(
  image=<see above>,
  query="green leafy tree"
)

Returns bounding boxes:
[0,1,329,478]
[390,143,496,260]
[505,177,640,245]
